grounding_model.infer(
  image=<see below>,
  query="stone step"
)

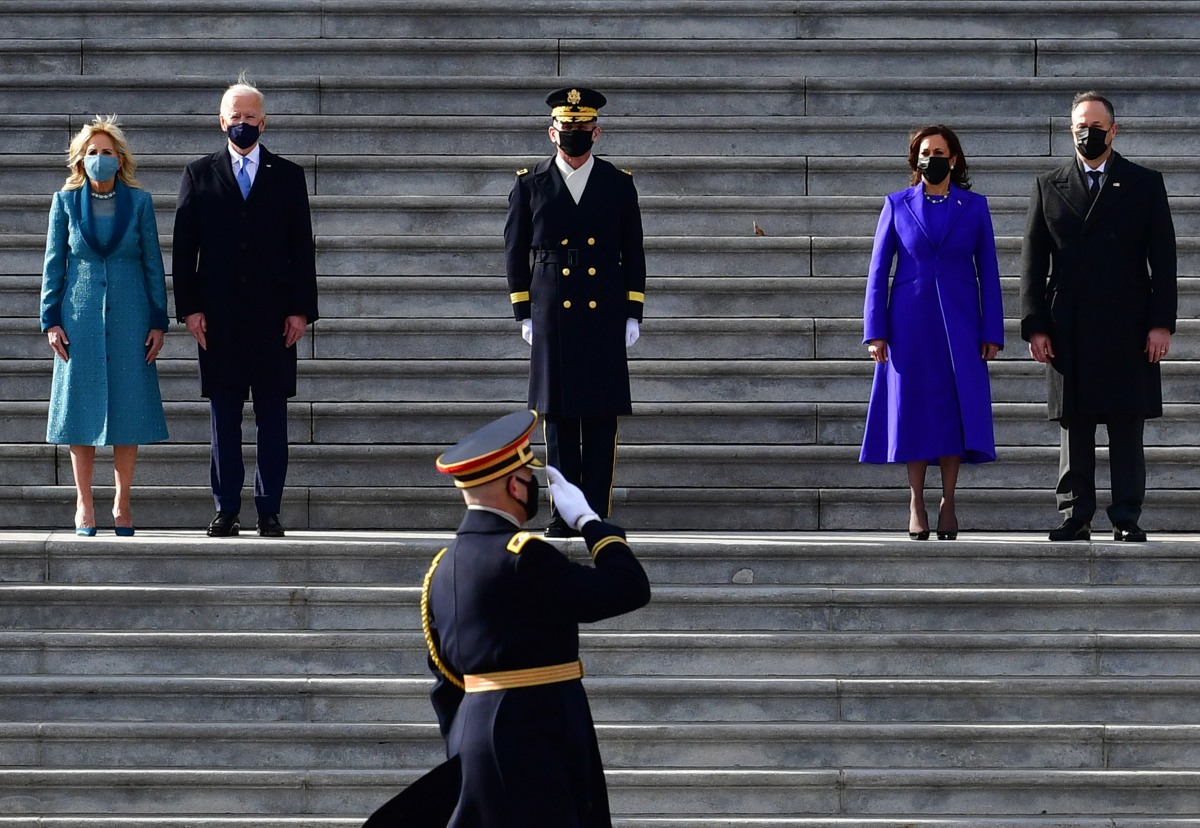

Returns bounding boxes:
[4,531,1199,588]
[0,820,1192,828]
[3,674,1200,725]
[3,583,1198,634]
[2,0,802,40]
[14,442,1200,491]
[8,153,1200,199]
[4,721,1192,771]
[1,629,1195,679]
[2,483,1199,532]
[8,356,1200,406]
[6,766,1198,817]
[11,192,1200,238]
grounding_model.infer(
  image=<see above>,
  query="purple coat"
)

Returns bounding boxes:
[860,184,1004,464]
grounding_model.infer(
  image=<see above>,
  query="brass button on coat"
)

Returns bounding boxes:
[563,300,572,309]
[588,267,596,276]
[561,238,569,246]
[562,268,570,276]
[588,300,597,309]
[587,238,595,245]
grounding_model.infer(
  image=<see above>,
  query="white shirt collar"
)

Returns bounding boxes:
[466,504,523,527]
[555,153,595,204]
[228,142,262,172]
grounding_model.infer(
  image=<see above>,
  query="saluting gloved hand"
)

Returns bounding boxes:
[625,318,640,348]
[546,465,599,531]
[520,319,534,346]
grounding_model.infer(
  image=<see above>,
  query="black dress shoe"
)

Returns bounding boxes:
[1112,521,1148,542]
[1048,517,1090,541]
[256,514,286,538]
[544,517,580,538]
[207,512,240,537]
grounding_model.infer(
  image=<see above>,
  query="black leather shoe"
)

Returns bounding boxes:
[207,512,240,537]
[544,517,580,538]
[1048,517,1090,541]
[256,514,286,538]
[1113,521,1148,542]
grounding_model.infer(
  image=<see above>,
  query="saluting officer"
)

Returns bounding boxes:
[504,87,647,537]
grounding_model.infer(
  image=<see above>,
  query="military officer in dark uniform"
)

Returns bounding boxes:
[504,87,647,536]
[384,410,648,827]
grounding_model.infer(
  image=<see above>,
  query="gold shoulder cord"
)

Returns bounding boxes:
[421,547,465,691]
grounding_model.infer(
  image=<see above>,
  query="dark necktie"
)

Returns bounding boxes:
[1087,169,1102,202]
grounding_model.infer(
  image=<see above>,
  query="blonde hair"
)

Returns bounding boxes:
[64,115,141,191]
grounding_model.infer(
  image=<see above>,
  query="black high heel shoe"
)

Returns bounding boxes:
[936,510,958,541]
[909,510,930,541]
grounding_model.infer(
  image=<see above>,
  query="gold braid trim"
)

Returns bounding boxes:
[421,547,465,691]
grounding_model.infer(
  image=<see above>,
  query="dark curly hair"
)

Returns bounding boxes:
[907,124,971,191]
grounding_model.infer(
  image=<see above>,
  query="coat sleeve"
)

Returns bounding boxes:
[515,520,651,623]
[137,193,170,332]
[283,164,318,323]
[620,172,647,322]
[1145,169,1177,333]
[1019,177,1052,341]
[862,195,896,343]
[171,164,201,321]
[503,173,533,321]
[973,196,1004,348]
[40,192,69,332]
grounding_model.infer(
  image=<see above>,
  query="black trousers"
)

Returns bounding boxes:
[1056,415,1145,524]
[544,416,619,519]
[209,390,289,516]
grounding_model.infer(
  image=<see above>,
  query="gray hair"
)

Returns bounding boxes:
[1071,91,1115,123]
[221,71,265,115]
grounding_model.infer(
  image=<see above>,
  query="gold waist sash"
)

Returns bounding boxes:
[463,659,584,693]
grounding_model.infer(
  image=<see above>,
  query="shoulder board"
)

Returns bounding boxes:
[515,168,529,176]
[621,169,634,176]
[507,531,537,554]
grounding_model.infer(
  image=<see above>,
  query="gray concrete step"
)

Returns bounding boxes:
[2,674,1200,724]
[2,629,1196,679]
[6,721,1191,770]
[5,531,1200,588]
[4,582,1199,634]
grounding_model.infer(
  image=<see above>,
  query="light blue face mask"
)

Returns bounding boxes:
[84,154,120,183]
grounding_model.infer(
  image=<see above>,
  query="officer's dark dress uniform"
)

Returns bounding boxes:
[364,411,651,828]
[504,88,646,521]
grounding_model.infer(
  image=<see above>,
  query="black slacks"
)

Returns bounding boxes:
[544,416,619,519]
[1056,415,1145,524]
[209,390,289,516]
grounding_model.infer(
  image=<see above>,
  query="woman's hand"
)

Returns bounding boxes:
[46,326,69,362]
[145,329,165,363]
[867,339,888,363]
[981,342,1000,361]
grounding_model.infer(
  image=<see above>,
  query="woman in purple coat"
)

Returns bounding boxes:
[860,125,1004,540]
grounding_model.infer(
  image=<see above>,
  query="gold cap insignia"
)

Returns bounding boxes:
[567,88,581,105]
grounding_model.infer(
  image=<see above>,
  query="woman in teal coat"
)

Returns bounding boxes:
[40,116,169,536]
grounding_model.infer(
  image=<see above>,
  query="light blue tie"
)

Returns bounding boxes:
[237,159,252,200]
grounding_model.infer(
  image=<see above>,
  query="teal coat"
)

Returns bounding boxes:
[40,182,169,446]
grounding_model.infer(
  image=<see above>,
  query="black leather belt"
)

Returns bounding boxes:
[535,249,578,265]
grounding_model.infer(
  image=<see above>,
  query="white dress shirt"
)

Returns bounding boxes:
[228,143,262,186]
[555,153,594,204]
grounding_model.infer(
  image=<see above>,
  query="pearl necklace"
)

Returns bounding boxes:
[924,191,949,204]
[89,188,116,200]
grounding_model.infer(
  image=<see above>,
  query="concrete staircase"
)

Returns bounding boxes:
[1,2,1198,532]
[2,1,1200,825]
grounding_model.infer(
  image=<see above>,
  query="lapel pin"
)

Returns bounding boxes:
[1112,182,1120,187]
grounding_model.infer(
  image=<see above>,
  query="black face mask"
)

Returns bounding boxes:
[917,155,952,186]
[556,128,595,158]
[227,122,261,150]
[513,475,539,521]
[1075,125,1110,161]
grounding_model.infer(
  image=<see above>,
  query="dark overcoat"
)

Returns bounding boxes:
[171,146,318,399]
[1020,152,1176,422]
[425,509,651,828]
[504,156,646,418]
[860,184,1004,464]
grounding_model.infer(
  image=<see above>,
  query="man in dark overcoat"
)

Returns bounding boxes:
[412,410,650,827]
[504,87,647,536]
[1020,91,1176,542]
[172,78,318,538]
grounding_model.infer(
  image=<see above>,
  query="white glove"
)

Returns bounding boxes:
[545,465,598,530]
[520,319,533,346]
[625,318,640,348]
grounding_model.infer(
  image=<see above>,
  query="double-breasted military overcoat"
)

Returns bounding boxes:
[171,145,318,399]
[1020,152,1177,422]
[504,156,646,418]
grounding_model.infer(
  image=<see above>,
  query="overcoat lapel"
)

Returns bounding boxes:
[1083,152,1124,228]
[903,184,965,249]
[901,185,933,246]
[210,148,244,202]
[534,156,575,210]
[76,180,133,259]
[1047,159,1091,221]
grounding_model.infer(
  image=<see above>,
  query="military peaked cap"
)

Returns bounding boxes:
[547,86,606,122]
[436,410,543,488]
